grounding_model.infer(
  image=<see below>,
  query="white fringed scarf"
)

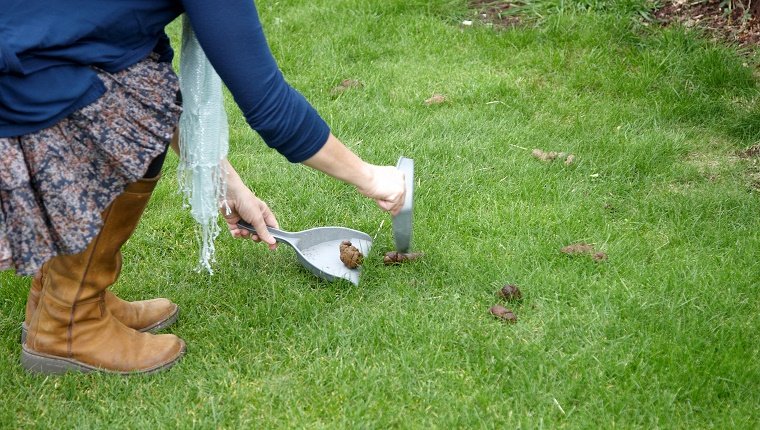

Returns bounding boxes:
[178,15,229,274]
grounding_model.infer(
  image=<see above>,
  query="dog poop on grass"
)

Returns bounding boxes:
[383,251,424,265]
[561,243,608,262]
[498,284,523,301]
[424,94,446,105]
[489,305,517,323]
[339,240,363,269]
[532,148,576,165]
[330,79,363,96]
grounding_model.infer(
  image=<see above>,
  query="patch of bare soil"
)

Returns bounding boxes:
[738,144,760,190]
[654,3,760,190]
[653,0,760,48]
[469,0,760,49]
[468,0,524,28]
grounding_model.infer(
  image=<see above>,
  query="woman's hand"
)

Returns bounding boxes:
[221,160,279,250]
[171,131,279,248]
[355,164,406,215]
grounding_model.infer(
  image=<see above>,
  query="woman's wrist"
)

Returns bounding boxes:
[222,159,248,200]
[222,160,240,185]
[345,159,374,192]
[302,134,373,189]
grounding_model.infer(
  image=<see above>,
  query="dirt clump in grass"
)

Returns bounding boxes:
[383,251,424,265]
[489,305,517,323]
[424,94,446,105]
[532,148,576,165]
[561,243,594,254]
[330,79,363,96]
[740,144,760,158]
[498,284,523,301]
[561,243,608,262]
[339,240,363,269]
[532,148,559,162]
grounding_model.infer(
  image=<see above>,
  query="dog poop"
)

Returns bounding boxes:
[498,284,522,301]
[561,243,608,262]
[383,251,424,265]
[532,148,576,164]
[561,243,595,255]
[339,240,363,269]
[489,305,517,323]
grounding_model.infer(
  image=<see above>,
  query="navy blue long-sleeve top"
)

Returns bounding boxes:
[0,0,329,162]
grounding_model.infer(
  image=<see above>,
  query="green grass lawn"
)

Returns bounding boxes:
[2,0,759,427]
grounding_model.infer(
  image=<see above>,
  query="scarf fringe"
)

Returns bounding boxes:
[178,14,230,274]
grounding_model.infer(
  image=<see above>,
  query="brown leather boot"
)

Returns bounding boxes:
[21,177,185,374]
[22,255,178,342]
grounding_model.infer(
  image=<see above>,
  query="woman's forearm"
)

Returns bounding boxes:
[302,133,405,214]
[302,133,373,190]
[172,129,369,189]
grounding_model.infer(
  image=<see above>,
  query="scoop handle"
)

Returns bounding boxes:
[236,221,300,246]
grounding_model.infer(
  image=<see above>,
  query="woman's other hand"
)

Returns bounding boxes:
[221,160,279,250]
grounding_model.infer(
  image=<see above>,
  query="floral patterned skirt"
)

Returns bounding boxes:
[0,54,182,276]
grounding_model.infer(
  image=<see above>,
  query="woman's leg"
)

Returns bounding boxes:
[143,144,169,179]
[22,147,179,343]
[22,165,185,374]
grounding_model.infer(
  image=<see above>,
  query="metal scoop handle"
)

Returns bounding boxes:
[236,220,300,246]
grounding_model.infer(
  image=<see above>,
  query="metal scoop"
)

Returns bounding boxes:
[236,220,372,285]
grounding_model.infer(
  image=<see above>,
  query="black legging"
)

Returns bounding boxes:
[143,144,169,179]
[143,91,181,179]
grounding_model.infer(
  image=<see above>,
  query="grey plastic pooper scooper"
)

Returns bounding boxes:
[236,221,372,285]
[237,156,413,285]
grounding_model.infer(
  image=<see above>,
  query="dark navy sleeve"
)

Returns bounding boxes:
[180,0,329,163]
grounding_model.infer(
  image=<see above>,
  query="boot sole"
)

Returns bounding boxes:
[20,306,180,344]
[139,305,180,334]
[21,342,186,375]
